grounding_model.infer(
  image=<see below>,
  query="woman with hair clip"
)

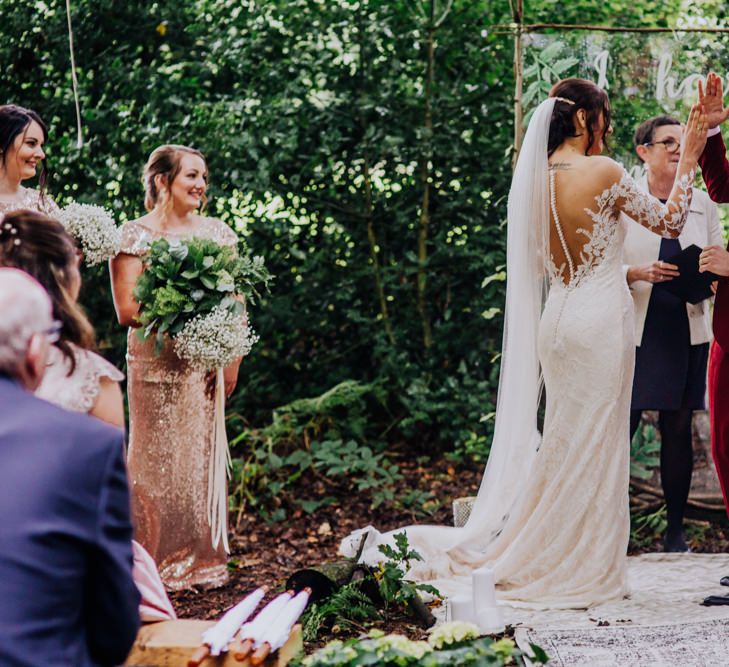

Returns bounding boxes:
[110,144,241,590]
[341,79,708,610]
[0,210,122,425]
[0,105,58,216]
[0,209,176,622]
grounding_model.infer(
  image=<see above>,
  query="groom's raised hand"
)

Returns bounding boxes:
[698,73,729,129]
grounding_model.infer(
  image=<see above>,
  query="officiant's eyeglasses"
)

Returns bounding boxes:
[643,138,681,154]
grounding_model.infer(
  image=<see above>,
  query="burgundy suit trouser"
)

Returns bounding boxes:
[709,340,729,517]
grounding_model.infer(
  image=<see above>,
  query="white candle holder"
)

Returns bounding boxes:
[471,567,504,635]
[448,594,477,624]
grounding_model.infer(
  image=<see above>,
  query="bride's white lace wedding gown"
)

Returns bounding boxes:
[341,101,693,609]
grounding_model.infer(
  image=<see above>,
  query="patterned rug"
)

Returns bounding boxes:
[518,618,729,667]
[511,554,729,667]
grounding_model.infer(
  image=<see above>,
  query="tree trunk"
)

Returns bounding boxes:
[358,8,396,347]
[512,0,525,167]
[416,0,436,350]
[363,150,396,346]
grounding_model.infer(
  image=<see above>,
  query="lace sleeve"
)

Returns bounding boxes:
[603,170,693,239]
[35,346,124,414]
[67,350,124,413]
[206,218,239,248]
[118,222,150,256]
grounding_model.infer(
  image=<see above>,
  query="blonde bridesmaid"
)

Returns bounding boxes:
[110,145,241,590]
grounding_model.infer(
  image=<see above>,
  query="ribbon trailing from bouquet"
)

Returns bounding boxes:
[207,367,231,553]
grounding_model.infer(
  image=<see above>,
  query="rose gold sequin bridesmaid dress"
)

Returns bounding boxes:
[118,218,238,590]
[0,187,59,217]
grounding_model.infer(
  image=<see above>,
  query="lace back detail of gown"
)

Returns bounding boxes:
[549,169,576,283]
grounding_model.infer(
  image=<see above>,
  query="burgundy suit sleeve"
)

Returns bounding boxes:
[699,133,729,203]
[715,282,729,352]
[702,132,729,348]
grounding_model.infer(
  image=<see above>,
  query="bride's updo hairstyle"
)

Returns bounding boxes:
[547,78,611,157]
[142,144,208,212]
[0,210,95,371]
[0,104,49,193]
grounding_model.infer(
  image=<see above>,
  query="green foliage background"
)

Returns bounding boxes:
[1,0,726,493]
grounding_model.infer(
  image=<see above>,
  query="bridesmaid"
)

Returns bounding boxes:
[110,144,241,590]
[0,105,59,216]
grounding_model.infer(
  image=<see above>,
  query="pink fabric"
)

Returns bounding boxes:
[133,540,177,622]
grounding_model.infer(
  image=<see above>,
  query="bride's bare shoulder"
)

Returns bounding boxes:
[588,156,626,186]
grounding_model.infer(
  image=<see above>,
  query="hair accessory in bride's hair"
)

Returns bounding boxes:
[554,96,576,105]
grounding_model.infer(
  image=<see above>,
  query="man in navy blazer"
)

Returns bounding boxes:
[0,268,140,666]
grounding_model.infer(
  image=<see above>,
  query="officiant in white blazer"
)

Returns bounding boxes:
[622,114,723,552]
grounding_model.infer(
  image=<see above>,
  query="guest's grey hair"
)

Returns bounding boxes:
[0,268,53,376]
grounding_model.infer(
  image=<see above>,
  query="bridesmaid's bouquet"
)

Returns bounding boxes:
[57,202,121,266]
[133,237,271,369]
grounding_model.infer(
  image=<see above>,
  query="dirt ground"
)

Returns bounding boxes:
[169,459,478,622]
[169,458,729,648]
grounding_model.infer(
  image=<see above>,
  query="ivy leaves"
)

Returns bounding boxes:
[377,532,441,610]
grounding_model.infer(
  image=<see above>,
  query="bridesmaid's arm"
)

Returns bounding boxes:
[223,360,241,398]
[109,254,144,328]
[91,377,126,430]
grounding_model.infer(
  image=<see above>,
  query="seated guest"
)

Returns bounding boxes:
[0,267,140,665]
[0,209,175,621]
[622,115,723,551]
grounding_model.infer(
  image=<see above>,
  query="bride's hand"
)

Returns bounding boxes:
[682,103,708,162]
[698,73,729,129]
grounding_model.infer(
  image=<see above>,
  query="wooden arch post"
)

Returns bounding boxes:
[511,0,525,168]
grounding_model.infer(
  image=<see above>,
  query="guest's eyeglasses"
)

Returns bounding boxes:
[42,321,63,343]
[643,138,681,154]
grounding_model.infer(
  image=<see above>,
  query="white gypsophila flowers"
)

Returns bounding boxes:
[57,202,121,266]
[173,305,258,370]
[427,621,481,649]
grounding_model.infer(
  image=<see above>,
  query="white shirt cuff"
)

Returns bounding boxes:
[708,126,722,137]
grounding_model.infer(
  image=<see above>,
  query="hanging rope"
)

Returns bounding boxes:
[65,0,83,148]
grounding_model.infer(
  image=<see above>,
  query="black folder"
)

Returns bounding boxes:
[654,244,718,304]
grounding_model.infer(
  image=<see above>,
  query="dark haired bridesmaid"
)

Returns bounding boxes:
[0,104,58,216]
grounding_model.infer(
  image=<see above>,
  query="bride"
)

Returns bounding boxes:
[341,78,707,608]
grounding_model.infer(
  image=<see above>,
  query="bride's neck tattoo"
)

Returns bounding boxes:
[549,162,573,171]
